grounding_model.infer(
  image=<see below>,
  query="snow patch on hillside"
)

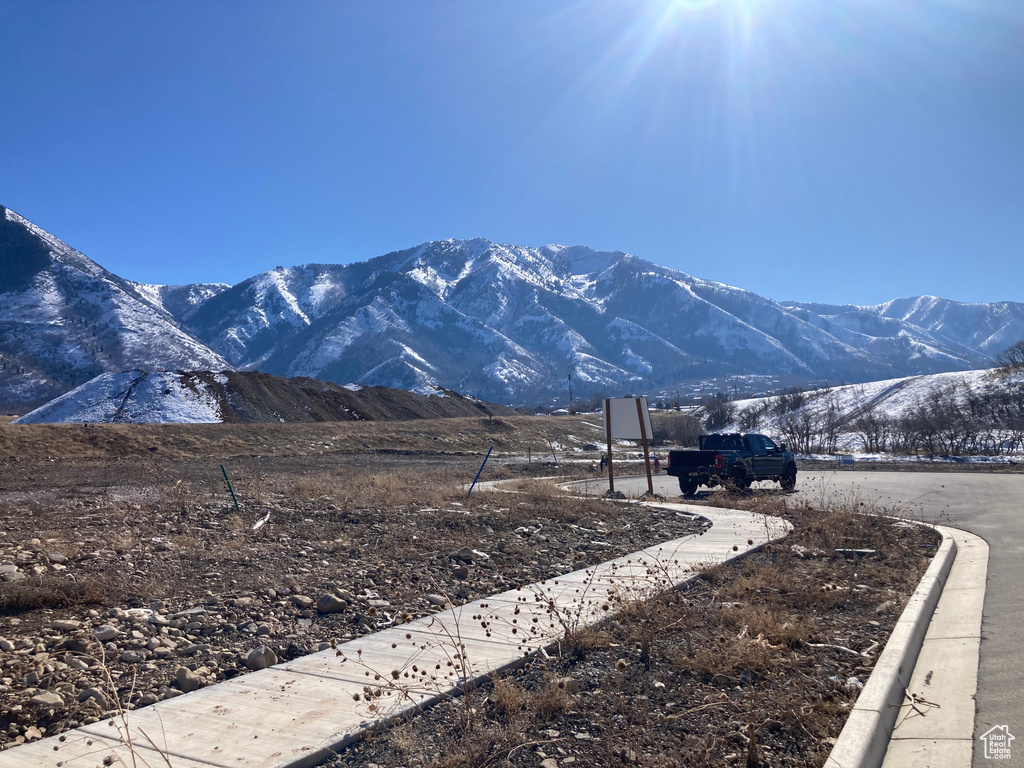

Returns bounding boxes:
[14,371,223,424]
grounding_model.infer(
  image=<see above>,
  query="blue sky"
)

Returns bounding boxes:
[2,1,1022,305]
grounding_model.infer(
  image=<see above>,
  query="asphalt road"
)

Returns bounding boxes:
[576,469,1023,765]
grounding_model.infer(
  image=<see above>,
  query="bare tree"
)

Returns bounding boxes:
[994,341,1024,373]
[852,411,892,453]
[652,413,702,447]
[701,394,735,432]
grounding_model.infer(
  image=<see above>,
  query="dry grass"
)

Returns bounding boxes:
[0,415,611,464]
[0,575,108,610]
[332,495,939,768]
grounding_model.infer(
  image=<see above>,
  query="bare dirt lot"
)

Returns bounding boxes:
[0,417,942,765]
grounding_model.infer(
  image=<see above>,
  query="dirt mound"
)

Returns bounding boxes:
[209,371,516,423]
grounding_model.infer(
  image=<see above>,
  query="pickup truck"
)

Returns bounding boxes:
[666,433,797,495]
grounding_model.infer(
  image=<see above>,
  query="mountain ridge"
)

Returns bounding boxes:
[2,205,1022,411]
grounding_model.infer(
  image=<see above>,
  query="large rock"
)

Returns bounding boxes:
[175,667,203,693]
[78,687,109,709]
[94,625,120,642]
[29,692,64,709]
[290,595,314,610]
[245,646,277,671]
[316,593,348,614]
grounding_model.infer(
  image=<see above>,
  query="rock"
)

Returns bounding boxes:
[24,725,43,741]
[426,594,449,607]
[137,693,160,707]
[94,625,120,642]
[316,593,348,613]
[451,547,488,563]
[245,646,277,671]
[540,760,559,768]
[451,566,470,580]
[50,619,81,632]
[120,650,144,663]
[1,571,26,582]
[178,643,211,656]
[175,667,204,693]
[0,639,14,652]
[573,560,589,571]
[290,595,314,610]
[78,688,109,709]
[29,692,64,709]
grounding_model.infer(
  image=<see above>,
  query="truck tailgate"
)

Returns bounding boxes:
[667,450,718,472]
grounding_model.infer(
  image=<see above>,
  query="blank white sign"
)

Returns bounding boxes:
[603,397,653,440]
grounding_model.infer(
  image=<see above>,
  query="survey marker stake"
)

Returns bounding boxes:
[221,464,240,511]
[467,445,494,497]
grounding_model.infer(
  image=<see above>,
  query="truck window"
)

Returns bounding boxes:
[747,435,765,455]
[704,435,742,451]
[762,437,778,452]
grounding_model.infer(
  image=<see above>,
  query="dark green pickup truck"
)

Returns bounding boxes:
[666,433,797,496]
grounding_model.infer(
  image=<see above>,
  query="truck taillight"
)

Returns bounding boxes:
[714,453,723,470]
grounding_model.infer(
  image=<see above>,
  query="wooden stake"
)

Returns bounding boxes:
[636,397,654,497]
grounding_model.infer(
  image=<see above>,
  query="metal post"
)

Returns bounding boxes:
[221,464,240,511]
[467,445,493,497]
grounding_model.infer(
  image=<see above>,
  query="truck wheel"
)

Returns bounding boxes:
[679,478,699,496]
[728,466,751,493]
[780,465,797,491]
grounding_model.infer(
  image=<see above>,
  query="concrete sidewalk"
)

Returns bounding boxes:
[819,523,986,768]
[880,526,988,768]
[0,505,790,768]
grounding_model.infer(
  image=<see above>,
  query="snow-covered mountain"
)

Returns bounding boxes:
[0,205,229,411]
[174,238,1022,404]
[3,205,1023,412]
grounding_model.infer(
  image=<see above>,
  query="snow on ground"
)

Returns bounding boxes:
[720,367,1023,456]
[14,371,222,424]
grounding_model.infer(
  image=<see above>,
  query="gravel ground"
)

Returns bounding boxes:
[0,424,941,764]
[0,452,707,750]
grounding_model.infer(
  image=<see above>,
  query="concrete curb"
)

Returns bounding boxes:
[824,525,958,768]
[562,474,980,768]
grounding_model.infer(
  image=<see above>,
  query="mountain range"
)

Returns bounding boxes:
[2,204,1022,412]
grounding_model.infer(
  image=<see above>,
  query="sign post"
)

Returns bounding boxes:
[602,397,655,496]
[636,397,654,496]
